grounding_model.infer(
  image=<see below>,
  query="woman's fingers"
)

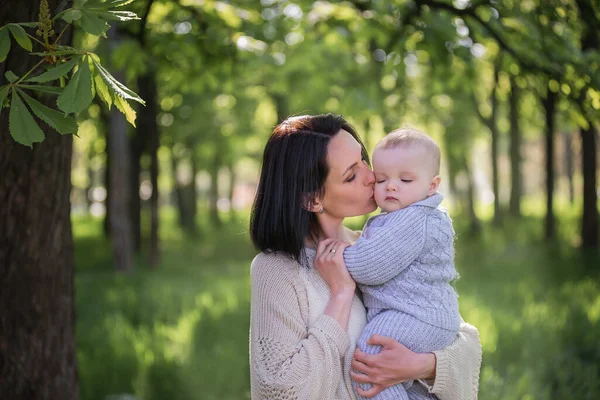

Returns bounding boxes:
[366,334,396,348]
[355,383,384,398]
[349,369,372,384]
[353,348,375,366]
[351,356,374,376]
[316,239,337,260]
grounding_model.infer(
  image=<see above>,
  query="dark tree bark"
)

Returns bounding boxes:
[543,88,557,240]
[508,75,522,217]
[489,65,502,226]
[563,132,575,205]
[474,57,502,226]
[170,147,197,235]
[227,160,236,219]
[136,69,160,266]
[575,0,599,249]
[85,147,94,213]
[102,109,111,237]
[209,146,222,228]
[0,1,78,399]
[108,27,134,272]
[128,137,142,253]
[463,155,482,236]
[580,126,598,248]
[272,93,290,123]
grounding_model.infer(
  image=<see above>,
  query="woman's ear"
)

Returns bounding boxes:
[429,175,441,196]
[302,195,323,214]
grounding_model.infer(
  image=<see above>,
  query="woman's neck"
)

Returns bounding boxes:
[306,214,359,248]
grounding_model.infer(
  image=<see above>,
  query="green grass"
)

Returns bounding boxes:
[74,206,600,400]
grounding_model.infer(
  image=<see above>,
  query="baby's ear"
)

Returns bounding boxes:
[429,175,441,196]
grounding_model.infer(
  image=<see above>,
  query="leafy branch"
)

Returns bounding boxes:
[0,0,144,147]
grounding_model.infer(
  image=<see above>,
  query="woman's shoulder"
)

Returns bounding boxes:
[251,251,301,282]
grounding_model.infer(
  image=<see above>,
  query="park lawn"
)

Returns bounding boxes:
[74,207,600,400]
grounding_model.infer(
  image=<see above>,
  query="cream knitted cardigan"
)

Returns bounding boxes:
[250,250,482,400]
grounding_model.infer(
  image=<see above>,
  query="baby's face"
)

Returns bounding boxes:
[372,146,437,212]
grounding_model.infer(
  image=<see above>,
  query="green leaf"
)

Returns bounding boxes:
[92,58,144,104]
[62,9,83,23]
[7,24,33,52]
[31,49,82,57]
[26,56,81,83]
[16,22,40,28]
[19,84,63,95]
[79,10,110,36]
[0,29,11,62]
[94,73,112,108]
[5,71,19,83]
[92,65,112,108]
[17,89,78,135]
[114,94,136,126]
[91,10,139,21]
[9,88,45,147]
[57,57,94,114]
[0,85,10,108]
[86,0,135,9]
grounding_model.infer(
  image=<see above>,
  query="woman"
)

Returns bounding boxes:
[249,114,482,399]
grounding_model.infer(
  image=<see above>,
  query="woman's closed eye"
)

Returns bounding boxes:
[346,174,356,183]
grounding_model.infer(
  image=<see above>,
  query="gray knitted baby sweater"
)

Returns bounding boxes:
[344,192,460,332]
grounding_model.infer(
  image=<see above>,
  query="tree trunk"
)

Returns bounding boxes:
[543,88,557,240]
[490,65,502,226]
[108,27,134,272]
[188,147,198,234]
[272,93,290,123]
[575,0,599,249]
[102,109,111,237]
[0,2,78,399]
[508,75,522,217]
[209,150,222,228]
[463,155,482,235]
[170,148,197,235]
[580,125,598,248]
[228,160,236,220]
[85,147,94,213]
[129,129,144,253]
[563,132,575,205]
[136,69,159,265]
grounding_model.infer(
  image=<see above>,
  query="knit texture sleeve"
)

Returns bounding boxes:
[343,207,427,285]
[250,252,350,400]
[425,320,482,400]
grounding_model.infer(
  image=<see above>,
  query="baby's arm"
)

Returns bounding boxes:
[344,207,426,285]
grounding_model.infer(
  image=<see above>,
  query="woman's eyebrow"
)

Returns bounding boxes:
[342,162,358,176]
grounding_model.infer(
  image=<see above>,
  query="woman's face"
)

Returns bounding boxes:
[320,129,377,218]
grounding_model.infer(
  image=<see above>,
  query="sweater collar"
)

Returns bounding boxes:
[411,192,444,208]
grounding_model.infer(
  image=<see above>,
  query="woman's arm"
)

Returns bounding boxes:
[350,321,482,399]
[250,253,352,399]
[427,321,482,399]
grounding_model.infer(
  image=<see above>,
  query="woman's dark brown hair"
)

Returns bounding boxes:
[250,113,369,261]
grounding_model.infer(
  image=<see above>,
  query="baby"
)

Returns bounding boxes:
[344,128,461,400]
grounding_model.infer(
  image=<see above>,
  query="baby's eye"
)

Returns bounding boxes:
[376,179,386,184]
[401,179,413,183]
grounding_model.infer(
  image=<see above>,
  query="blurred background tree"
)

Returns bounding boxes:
[1,0,599,399]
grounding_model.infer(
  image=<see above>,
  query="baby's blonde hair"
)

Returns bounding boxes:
[375,128,441,175]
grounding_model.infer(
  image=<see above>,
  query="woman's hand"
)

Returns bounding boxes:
[314,238,355,294]
[350,334,436,398]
